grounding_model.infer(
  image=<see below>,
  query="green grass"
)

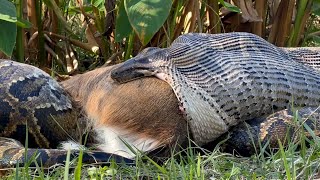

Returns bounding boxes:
[2,142,320,179]
[2,117,320,179]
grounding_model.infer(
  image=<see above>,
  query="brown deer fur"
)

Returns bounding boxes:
[60,65,188,157]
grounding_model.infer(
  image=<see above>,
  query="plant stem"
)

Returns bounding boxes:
[287,0,309,47]
[15,0,24,62]
[207,0,220,34]
[35,0,46,66]
[124,31,134,61]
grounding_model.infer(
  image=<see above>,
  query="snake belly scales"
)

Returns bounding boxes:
[0,32,320,168]
[111,32,320,146]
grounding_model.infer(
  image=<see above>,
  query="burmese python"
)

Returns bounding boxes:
[111,32,320,146]
[0,60,133,169]
[0,60,83,148]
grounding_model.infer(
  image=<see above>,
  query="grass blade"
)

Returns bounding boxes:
[278,139,291,179]
[63,148,71,180]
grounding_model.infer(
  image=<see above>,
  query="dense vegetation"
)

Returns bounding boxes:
[1,0,320,179]
[1,0,319,73]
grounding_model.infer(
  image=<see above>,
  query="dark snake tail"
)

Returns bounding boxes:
[0,138,134,168]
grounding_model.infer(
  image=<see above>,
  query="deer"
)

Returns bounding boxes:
[60,65,189,158]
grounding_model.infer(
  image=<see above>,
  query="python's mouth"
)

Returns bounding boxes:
[111,48,169,83]
[111,67,156,83]
[111,60,157,84]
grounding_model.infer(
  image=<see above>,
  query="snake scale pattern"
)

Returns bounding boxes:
[111,32,320,145]
[0,60,85,148]
[0,60,133,169]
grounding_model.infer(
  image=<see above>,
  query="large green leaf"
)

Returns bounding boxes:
[0,0,17,22]
[115,0,132,42]
[124,0,172,45]
[91,0,106,12]
[0,20,17,56]
[218,0,241,13]
[0,0,31,28]
[16,17,32,28]
[0,0,17,56]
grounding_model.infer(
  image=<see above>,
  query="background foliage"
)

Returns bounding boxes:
[0,0,319,76]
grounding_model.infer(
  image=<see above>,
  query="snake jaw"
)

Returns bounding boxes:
[111,56,163,83]
[111,49,169,83]
[111,66,155,83]
[111,61,158,83]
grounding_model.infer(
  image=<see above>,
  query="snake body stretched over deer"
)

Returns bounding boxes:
[111,32,320,145]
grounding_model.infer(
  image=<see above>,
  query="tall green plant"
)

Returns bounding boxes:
[287,0,313,46]
[0,0,31,59]
[0,0,17,57]
[115,0,172,46]
[15,0,24,62]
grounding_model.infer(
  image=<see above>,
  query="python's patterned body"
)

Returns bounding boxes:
[111,32,320,145]
[215,107,320,155]
[0,59,85,148]
[0,60,133,168]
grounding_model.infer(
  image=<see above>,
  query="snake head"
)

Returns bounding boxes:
[111,48,168,83]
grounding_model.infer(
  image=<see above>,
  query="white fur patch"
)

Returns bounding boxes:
[155,72,168,81]
[95,126,160,159]
[60,140,86,150]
